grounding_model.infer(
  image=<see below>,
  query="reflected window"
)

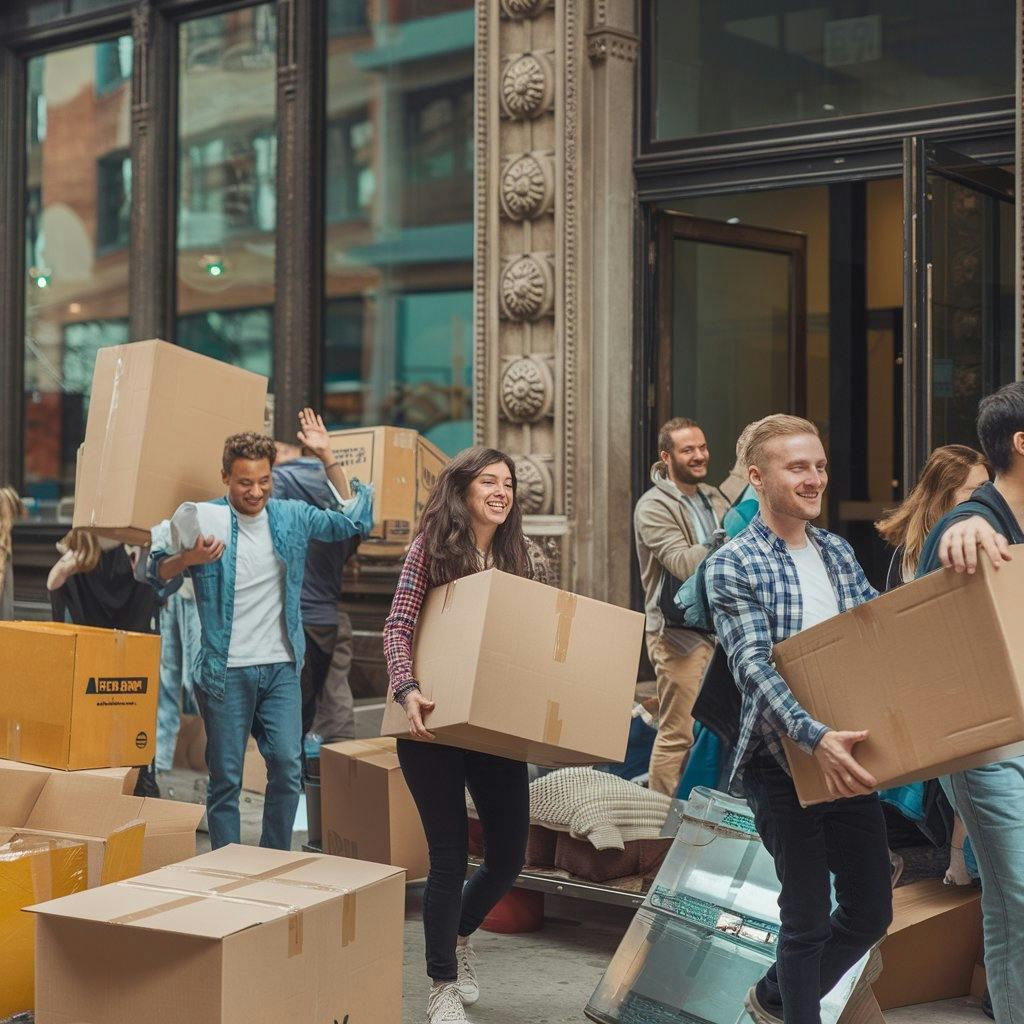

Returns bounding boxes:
[653,1,1014,142]
[329,1,370,36]
[23,38,132,506]
[176,6,277,384]
[323,0,474,456]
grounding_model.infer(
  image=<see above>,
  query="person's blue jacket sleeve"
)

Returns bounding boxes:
[301,480,375,542]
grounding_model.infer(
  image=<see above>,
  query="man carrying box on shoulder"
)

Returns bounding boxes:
[705,414,892,1024]
[915,381,1024,1024]
[634,417,729,795]
[148,409,373,851]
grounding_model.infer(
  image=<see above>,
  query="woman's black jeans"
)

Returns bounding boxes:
[743,755,893,1024]
[397,738,529,982]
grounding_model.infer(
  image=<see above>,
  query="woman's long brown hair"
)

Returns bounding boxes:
[418,446,529,586]
[876,444,990,579]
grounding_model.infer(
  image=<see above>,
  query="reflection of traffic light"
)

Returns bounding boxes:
[29,266,51,289]
[199,254,226,278]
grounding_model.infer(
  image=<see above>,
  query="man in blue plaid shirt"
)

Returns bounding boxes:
[705,414,892,1024]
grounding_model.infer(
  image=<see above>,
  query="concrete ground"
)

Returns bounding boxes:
[156,698,986,1024]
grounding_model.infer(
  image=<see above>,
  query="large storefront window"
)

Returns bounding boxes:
[176,6,276,382]
[652,1,1014,142]
[322,0,474,456]
[22,38,132,506]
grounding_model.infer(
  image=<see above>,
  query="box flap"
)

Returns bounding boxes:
[136,795,206,834]
[888,877,981,933]
[0,761,51,824]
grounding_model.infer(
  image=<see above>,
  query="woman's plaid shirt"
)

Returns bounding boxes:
[705,514,877,785]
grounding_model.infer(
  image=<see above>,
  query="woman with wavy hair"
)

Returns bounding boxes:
[384,446,547,1024]
[877,444,990,588]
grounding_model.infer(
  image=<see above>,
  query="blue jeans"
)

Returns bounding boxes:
[942,758,1024,1024]
[194,662,302,851]
[155,591,202,771]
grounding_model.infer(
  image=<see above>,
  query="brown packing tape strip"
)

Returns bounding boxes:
[112,881,306,955]
[442,581,457,613]
[342,891,357,948]
[553,591,577,663]
[543,700,563,745]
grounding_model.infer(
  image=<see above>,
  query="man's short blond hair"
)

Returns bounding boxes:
[740,414,820,469]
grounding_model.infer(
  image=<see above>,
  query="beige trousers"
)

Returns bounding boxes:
[646,631,713,796]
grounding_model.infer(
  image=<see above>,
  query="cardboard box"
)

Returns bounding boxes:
[776,551,1024,806]
[0,759,204,876]
[872,878,983,1010]
[30,845,405,1024]
[173,713,208,773]
[73,339,268,544]
[838,985,886,1024]
[328,426,448,545]
[380,569,645,765]
[241,736,267,795]
[0,621,160,770]
[321,737,429,880]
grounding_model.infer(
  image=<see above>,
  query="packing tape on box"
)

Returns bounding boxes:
[553,591,577,663]
[91,354,126,526]
[442,581,457,612]
[543,700,563,745]
[112,881,309,957]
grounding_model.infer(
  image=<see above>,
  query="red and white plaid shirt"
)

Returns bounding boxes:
[383,533,551,703]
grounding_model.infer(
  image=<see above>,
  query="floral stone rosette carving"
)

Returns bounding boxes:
[500,356,554,424]
[500,152,555,221]
[499,253,554,321]
[500,52,555,120]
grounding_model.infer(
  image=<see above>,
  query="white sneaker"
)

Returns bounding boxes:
[426,983,469,1023]
[455,942,480,1005]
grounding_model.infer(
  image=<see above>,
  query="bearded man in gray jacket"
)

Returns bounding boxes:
[634,417,728,795]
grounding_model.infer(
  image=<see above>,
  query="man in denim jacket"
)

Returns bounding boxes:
[148,409,373,850]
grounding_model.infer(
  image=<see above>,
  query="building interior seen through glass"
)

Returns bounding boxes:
[23,37,132,508]
[21,0,476,509]
[654,1,1014,140]
[322,0,474,454]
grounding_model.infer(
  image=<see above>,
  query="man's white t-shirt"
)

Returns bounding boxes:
[788,540,840,630]
[228,509,292,668]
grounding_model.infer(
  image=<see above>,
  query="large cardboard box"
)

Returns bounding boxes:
[73,339,268,543]
[30,845,406,1024]
[173,713,208,772]
[776,551,1024,805]
[873,878,983,1010]
[0,759,203,875]
[0,621,160,770]
[380,569,645,765]
[321,737,429,880]
[241,736,267,795]
[328,426,448,545]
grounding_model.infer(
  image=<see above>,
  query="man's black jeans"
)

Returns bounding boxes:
[397,738,529,982]
[743,755,893,1024]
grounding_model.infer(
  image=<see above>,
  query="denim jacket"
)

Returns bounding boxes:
[147,484,373,700]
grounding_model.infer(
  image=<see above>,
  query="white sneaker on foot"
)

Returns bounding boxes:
[455,942,480,1005]
[426,983,469,1023]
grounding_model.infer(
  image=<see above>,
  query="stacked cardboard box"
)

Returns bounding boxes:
[0,620,161,771]
[327,426,448,550]
[28,845,405,1024]
[776,549,1024,805]
[0,760,203,1019]
[73,339,268,544]
[381,568,645,766]
[321,737,429,880]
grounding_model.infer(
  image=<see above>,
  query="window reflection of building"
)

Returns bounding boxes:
[176,6,277,386]
[22,39,133,505]
[323,0,475,456]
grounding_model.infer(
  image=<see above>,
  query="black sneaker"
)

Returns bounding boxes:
[133,762,161,799]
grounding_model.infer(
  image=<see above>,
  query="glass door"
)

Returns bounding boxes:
[655,213,808,469]
[903,139,1015,483]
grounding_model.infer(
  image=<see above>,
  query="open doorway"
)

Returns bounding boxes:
[652,150,1014,587]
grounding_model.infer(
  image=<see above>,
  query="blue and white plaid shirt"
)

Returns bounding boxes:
[705,513,878,785]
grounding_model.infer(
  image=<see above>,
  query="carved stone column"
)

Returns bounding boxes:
[475,0,637,602]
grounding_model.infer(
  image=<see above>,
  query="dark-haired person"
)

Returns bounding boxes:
[384,446,549,1024]
[634,417,728,795]
[913,382,1024,1024]
[147,410,372,851]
